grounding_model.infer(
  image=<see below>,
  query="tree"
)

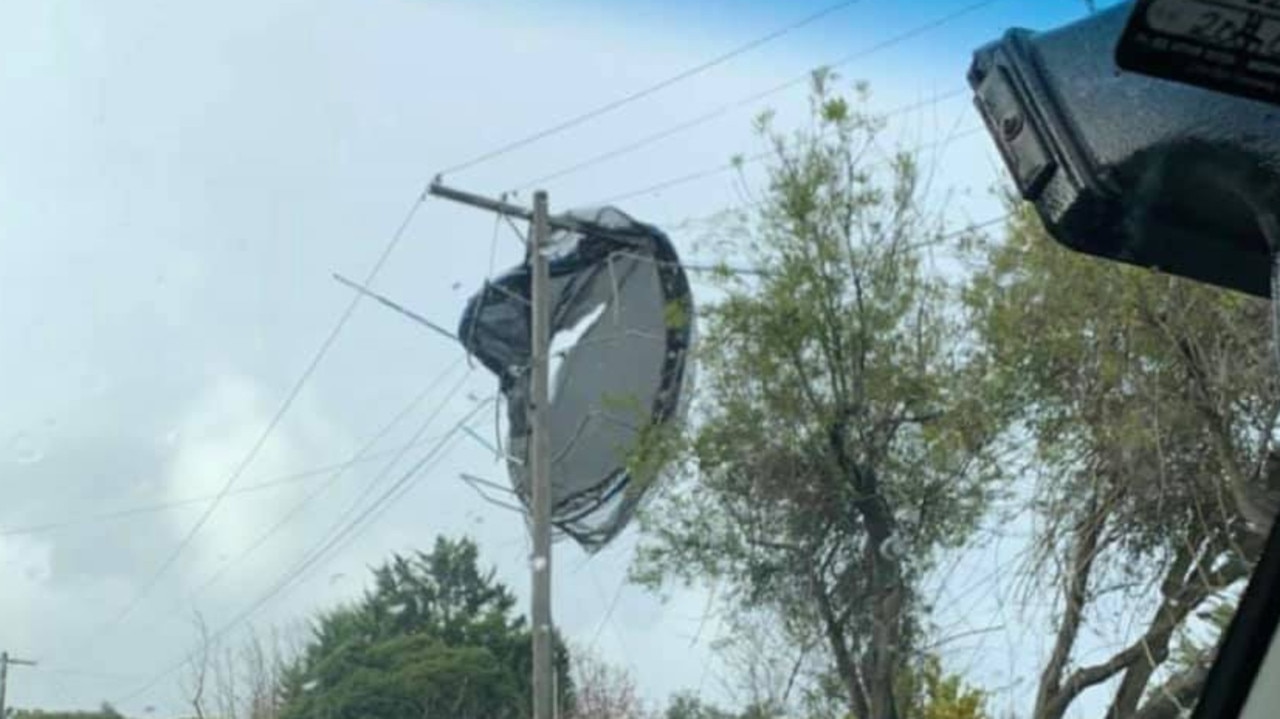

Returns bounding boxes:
[182,612,298,719]
[633,70,1003,719]
[564,649,649,719]
[277,536,572,719]
[662,693,736,719]
[896,655,989,719]
[963,201,1280,718]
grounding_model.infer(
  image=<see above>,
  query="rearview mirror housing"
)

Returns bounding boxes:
[968,2,1280,297]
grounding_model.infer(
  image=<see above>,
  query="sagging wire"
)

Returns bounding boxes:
[459,473,527,515]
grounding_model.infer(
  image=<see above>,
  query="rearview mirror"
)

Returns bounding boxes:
[968,1,1280,297]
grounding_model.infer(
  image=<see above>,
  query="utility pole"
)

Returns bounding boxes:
[529,189,554,719]
[0,651,37,718]
[426,180,556,719]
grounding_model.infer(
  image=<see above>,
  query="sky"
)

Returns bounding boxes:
[0,0,1131,716]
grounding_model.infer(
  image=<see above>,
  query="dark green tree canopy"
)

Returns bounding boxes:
[278,536,570,719]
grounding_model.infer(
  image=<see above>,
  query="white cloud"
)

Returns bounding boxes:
[163,373,355,592]
[0,0,1024,714]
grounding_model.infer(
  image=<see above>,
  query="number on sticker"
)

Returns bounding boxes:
[1190,9,1254,46]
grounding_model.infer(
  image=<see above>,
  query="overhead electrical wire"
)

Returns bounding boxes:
[93,0,1012,702]
[511,0,1001,194]
[0,432,452,539]
[436,0,871,177]
[284,404,497,597]
[594,125,986,206]
[214,371,479,621]
[53,189,434,671]
[184,359,469,599]
[589,101,999,237]
[660,214,1012,278]
[515,86,969,192]
[113,390,490,708]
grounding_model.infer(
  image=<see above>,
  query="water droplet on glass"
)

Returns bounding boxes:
[9,433,44,465]
[531,556,548,573]
[302,679,319,692]
[388,602,407,615]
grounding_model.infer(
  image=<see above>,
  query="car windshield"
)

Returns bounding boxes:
[2,1,1274,718]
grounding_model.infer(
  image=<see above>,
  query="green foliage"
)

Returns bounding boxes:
[963,199,1275,559]
[897,656,990,719]
[634,71,1003,719]
[278,536,571,719]
[963,198,1277,717]
[661,693,763,719]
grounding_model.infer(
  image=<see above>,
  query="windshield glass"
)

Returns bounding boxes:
[2,1,1271,718]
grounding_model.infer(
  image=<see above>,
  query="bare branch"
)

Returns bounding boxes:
[1044,552,1248,719]
[1033,488,1108,719]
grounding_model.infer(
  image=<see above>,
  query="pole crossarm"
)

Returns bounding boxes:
[427,179,643,245]
[0,651,38,717]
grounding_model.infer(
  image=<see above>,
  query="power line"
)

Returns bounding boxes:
[36,667,151,681]
[513,0,1000,195]
[0,432,452,539]
[596,125,985,206]
[258,374,481,600]
[693,214,1012,276]
[287,401,494,597]
[184,359,469,599]
[586,569,628,656]
[436,0,871,178]
[585,213,1009,280]
[214,373,478,627]
[54,189,433,670]
[113,392,488,708]
[112,429,469,708]
[516,87,968,192]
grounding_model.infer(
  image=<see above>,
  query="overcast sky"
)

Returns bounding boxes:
[0,0,1126,716]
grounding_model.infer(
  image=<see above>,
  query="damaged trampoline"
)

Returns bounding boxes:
[457,205,695,552]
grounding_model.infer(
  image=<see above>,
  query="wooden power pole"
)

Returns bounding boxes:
[426,180,556,719]
[0,651,37,718]
[529,189,554,719]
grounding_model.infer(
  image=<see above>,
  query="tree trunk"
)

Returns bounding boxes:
[867,576,904,719]
[1033,496,1105,719]
[812,569,871,718]
[1106,545,1196,718]
[830,415,902,719]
